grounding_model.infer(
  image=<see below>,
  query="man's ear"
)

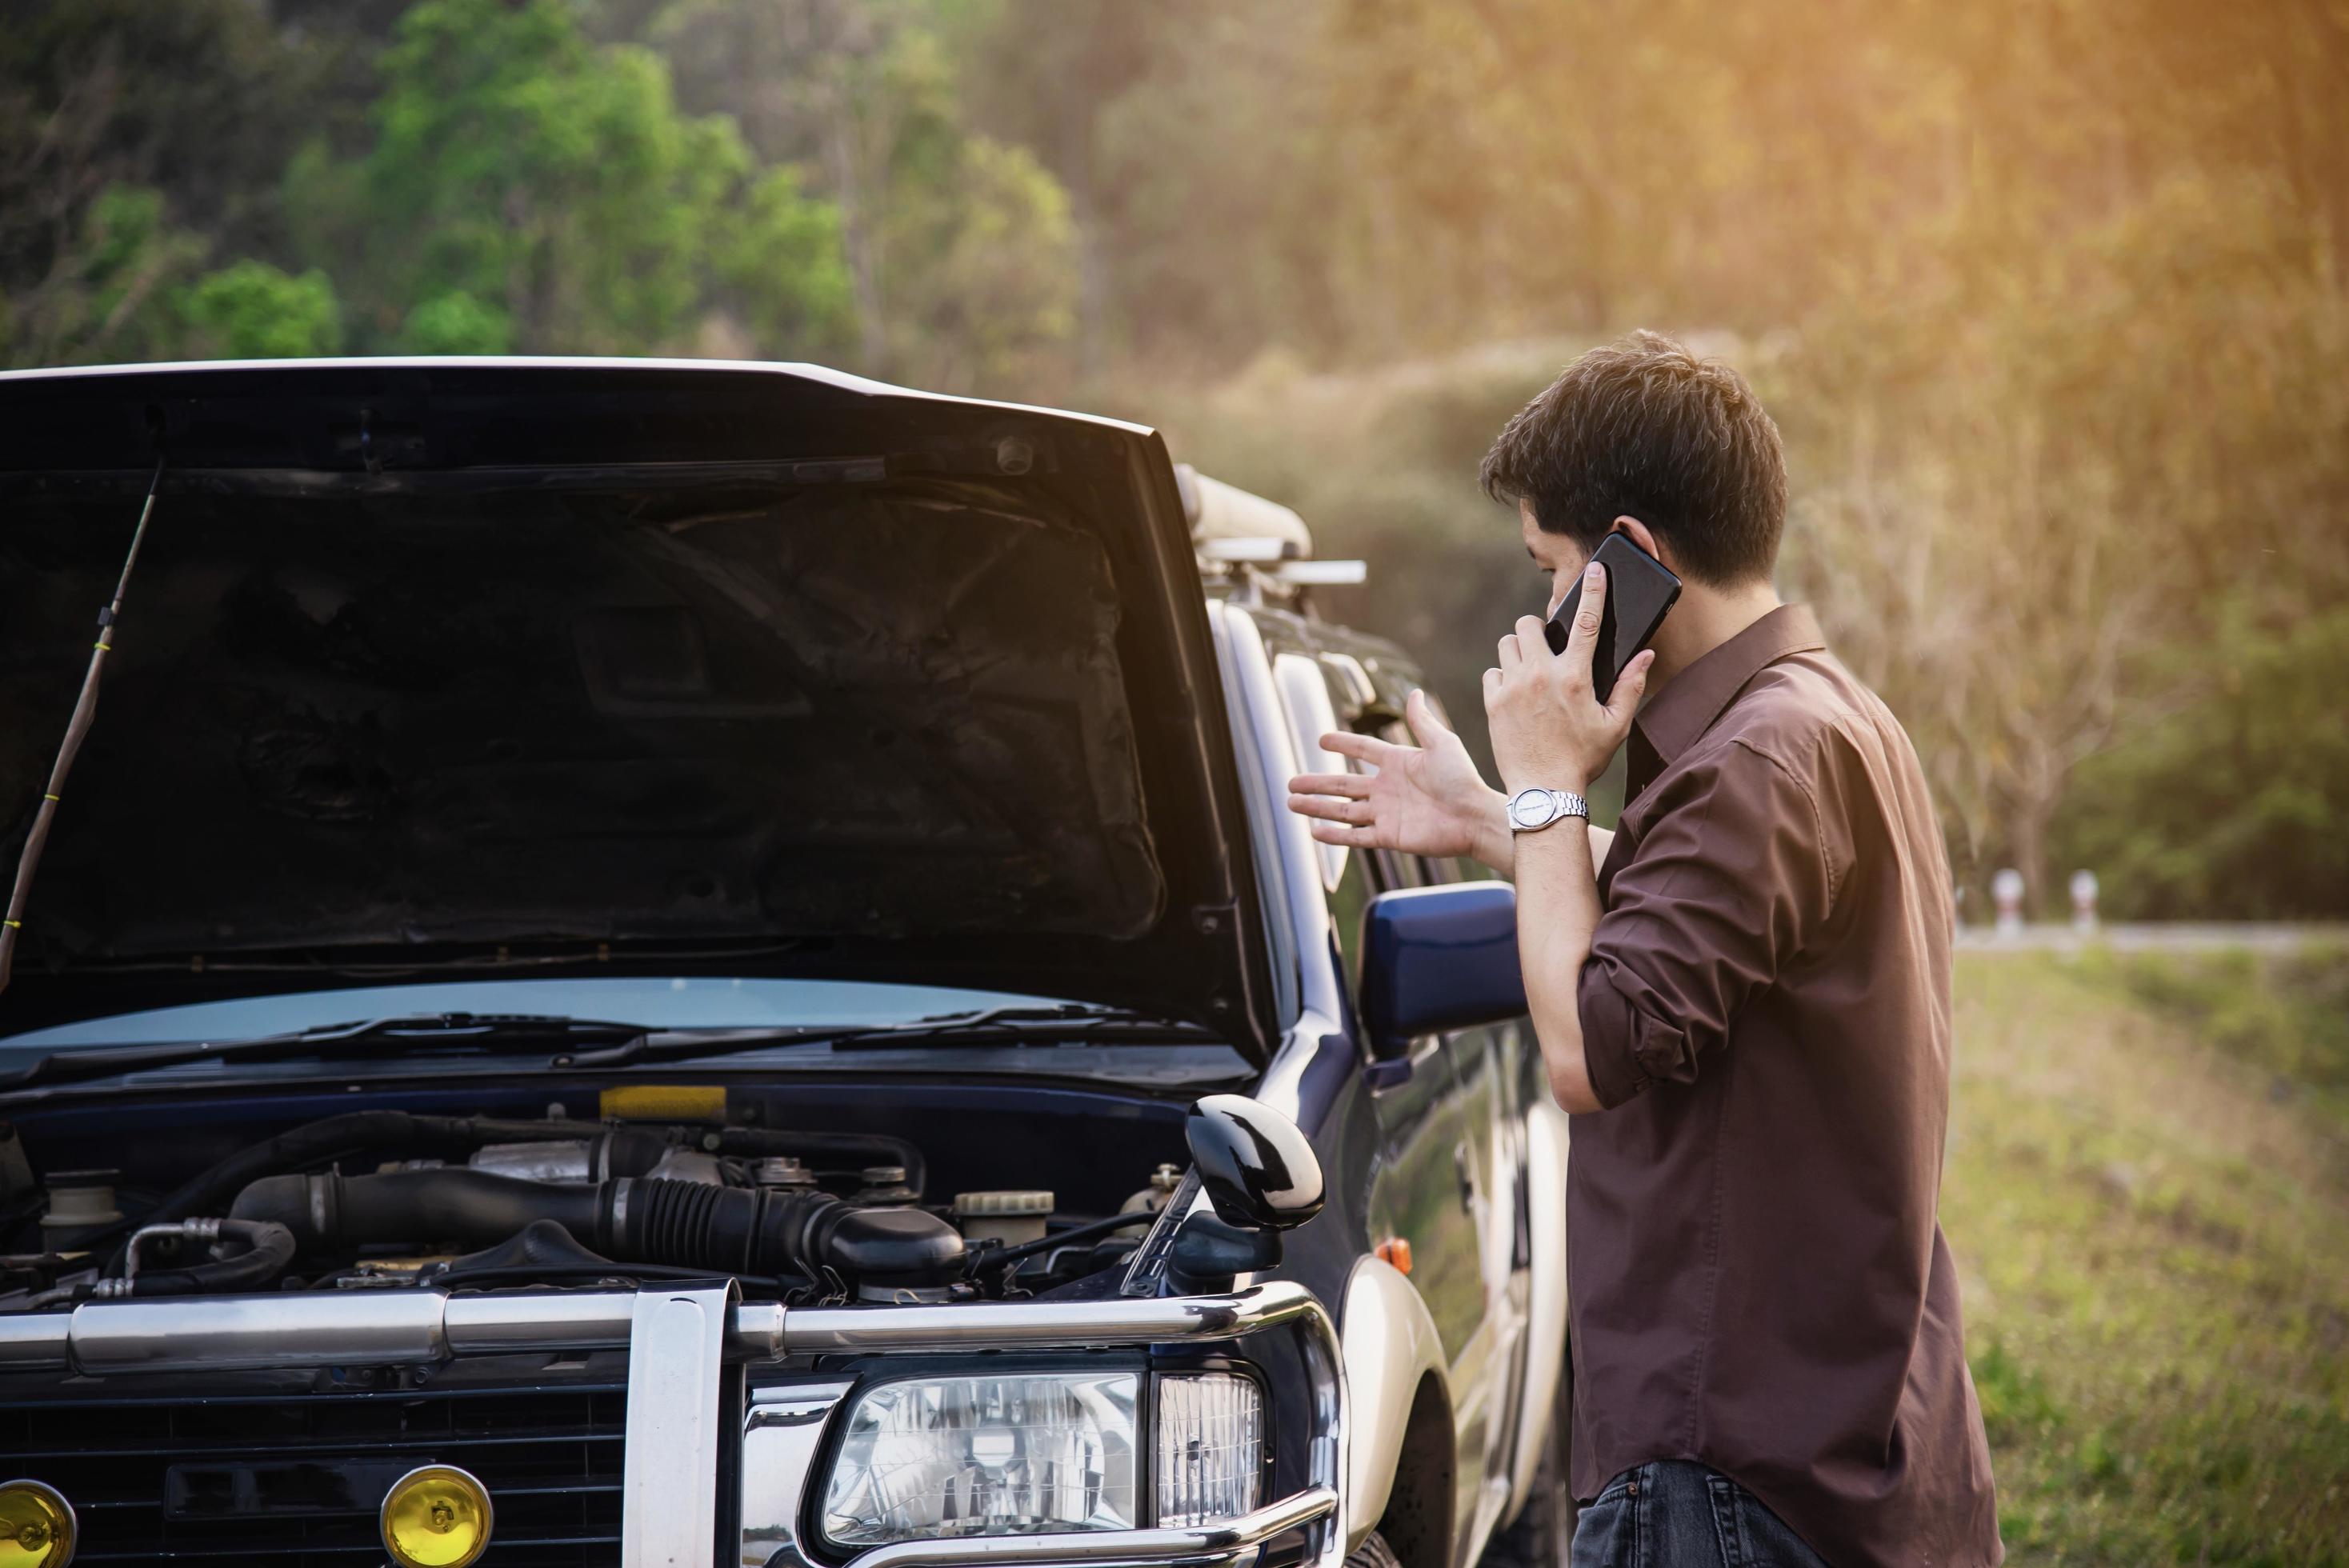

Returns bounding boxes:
[1611,515,1667,567]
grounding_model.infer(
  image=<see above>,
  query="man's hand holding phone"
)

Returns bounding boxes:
[1286,555,1653,873]
[1487,558,1654,797]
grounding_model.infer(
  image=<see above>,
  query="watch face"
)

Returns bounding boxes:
[1509,788,1555,830]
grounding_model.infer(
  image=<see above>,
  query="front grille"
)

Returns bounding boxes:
[0,1374,626,1564]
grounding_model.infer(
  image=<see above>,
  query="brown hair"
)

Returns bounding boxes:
[1479,330,1787,586]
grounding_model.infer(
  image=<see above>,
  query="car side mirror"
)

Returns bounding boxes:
[1359,882,1527,1059]
[1185,1094,1324,1231]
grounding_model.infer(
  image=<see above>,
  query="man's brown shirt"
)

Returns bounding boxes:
[1571,604,2001,1566]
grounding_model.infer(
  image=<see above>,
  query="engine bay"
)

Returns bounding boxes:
[0,1084,1196,1312]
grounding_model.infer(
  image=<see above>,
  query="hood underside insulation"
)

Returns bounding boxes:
[0,480,1162,962]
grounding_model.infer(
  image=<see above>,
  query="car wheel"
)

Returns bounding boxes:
[1478,1350,1576,1568]
[1347,1529,1406,1568]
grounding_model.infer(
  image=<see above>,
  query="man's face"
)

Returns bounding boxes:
[1520,499,1591,618]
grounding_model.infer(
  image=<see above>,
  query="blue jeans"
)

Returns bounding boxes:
[1571,1461,1831,1568]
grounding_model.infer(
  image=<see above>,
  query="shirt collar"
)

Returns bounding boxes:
[1633,602,1827,770]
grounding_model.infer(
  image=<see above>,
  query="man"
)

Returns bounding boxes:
[1287,332,2000,1566]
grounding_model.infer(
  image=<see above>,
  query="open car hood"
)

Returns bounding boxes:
[0,359,1275,1058]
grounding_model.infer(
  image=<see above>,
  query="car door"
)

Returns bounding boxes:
[1290,644,1520,1552]
[1268,649,1485,1331]
[1353,666,1534,1551]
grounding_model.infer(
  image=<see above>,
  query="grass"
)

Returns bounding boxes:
[1943,941,2349,1564]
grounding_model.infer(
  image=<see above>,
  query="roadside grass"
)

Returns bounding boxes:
[1944,943,2349,1564]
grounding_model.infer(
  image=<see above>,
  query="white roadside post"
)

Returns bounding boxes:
[2070,869,2099,936]
[1992,868,2026,939]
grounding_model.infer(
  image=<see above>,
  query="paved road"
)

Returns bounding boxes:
[1955,922,2349,954]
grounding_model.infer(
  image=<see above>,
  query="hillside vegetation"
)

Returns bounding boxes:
[1944,945,2349,1562]
[6,0,2346,920]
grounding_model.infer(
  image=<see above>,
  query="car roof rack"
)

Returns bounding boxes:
[1177,463,1365,608]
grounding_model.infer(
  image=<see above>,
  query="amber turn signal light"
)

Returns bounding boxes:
[0,1479,76,1568]
[380,1465,493,1568]
[1375,1235,1413,1275]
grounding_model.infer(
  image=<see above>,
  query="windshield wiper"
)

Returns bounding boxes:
[0,1012,646,1091]
[0,1003,1223,1091]
[550,1002,1219,1070]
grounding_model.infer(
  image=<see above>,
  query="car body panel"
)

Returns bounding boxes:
[1224,601,1563,1566]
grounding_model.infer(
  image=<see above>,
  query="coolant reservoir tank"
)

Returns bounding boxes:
[42,1169,123,1230]
[953,1190,1054,1246]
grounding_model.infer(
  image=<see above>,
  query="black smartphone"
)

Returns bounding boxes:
[1543,532,1683,703]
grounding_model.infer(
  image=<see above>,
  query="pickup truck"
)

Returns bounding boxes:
[0,358,1572,1568]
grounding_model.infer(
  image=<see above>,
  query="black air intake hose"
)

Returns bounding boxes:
[128,1112,925,1246]
[228,1169,964,1286]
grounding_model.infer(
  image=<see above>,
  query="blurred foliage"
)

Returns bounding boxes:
[1944,946,2349,1561]
[282,0,850,356]
[0,0,2343,915]
[2052,610,2349,922]
[179,260,342,359]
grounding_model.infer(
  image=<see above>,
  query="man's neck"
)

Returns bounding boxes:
[1644,579,1785,694]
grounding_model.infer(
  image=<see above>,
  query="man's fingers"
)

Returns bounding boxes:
[1306,818,1381,849]
[1321,730,1399,767]
[1289,771,1368,799]
[1287,792,1356,825]
[1604,648,1656,724]
[1563,558,1607,668]
[1512,614,1550,667]
[1403,686,1455,747]
[1287,791,1374,826]
[1287,788,1371,826]
[1497,632,1522,670]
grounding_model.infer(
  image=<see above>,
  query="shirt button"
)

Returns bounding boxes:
[1626,1482,1638,1497]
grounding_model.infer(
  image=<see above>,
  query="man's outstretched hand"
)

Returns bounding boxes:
[1286,688,1511,870]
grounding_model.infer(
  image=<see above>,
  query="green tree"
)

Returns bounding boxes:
[0,184,206,366]
[2052,607,2349,920]
[294,0,849,357]
[0,0,355,367]
[652,0,1079,390]
[399,290,514,354]
[714,166,855,354]
[178,260,343,358]
[884,135,1075,390]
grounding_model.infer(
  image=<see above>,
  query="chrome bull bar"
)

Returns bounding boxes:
[0,1281,1346,1568]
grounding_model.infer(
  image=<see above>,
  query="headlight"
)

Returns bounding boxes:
[821,1373,1139,1545]
[1155,1373,1263,1527]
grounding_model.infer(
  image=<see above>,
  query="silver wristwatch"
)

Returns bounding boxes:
[1507,786,1590,834]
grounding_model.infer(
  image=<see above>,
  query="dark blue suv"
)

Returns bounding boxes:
[0,359,1569,1568]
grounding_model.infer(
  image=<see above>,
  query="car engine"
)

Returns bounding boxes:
[0,1111,1187,1311]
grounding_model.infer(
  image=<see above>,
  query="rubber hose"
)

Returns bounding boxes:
[127,1218,296,1297]
[130,1114,925,1256]
[229,1169,963,1285]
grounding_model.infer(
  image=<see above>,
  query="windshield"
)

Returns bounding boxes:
[0,978,1059,1053]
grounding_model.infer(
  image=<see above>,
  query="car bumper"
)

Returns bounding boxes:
[0,1281,1346,1568]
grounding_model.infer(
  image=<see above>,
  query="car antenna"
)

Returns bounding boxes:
[0,450,168,996]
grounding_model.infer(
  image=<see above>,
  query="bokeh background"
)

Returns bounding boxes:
[4,2,2345,1559]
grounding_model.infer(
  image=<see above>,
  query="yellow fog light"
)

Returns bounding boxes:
[379,1465,493,1568]
[0,1479,75,1568]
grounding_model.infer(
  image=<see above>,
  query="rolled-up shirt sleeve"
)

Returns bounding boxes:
[1579,738,1840,1109]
